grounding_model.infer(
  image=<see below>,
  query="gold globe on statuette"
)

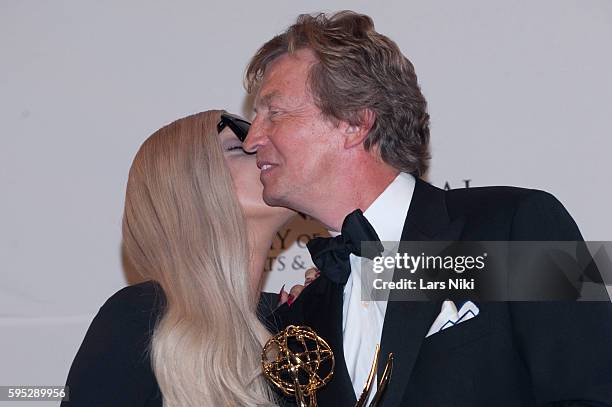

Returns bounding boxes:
[262,325,393,407]
[261,325,334,407]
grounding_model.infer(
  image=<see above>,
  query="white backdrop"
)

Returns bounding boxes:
[1,0,611,403]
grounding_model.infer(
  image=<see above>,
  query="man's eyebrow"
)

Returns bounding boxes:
[254,91,281,111]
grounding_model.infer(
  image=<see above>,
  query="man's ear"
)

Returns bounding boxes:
[343,108,376,149]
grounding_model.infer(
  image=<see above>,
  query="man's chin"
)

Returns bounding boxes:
[262,190,281,207]
[262,188,290,209]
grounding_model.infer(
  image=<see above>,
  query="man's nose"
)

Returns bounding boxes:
[243,117,267,153]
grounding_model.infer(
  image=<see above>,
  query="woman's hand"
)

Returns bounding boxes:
[278,267,321,306]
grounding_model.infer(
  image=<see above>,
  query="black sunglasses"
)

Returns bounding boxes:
[217,112,250,142]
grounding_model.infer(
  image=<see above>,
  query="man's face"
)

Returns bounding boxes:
[244,49,343,210]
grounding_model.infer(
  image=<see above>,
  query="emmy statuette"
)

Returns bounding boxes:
[262,325,393,407]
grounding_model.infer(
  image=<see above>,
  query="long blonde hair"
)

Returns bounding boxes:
[122,110,276,406]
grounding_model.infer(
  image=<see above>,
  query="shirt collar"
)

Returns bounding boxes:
[363,172,415,243]
[328,172,416,242]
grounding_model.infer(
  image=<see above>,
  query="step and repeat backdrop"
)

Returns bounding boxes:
[2,0,611,402]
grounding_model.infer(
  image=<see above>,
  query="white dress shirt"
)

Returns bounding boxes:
[339,172,415,401]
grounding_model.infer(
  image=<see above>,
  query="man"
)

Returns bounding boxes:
[243,11,612,406]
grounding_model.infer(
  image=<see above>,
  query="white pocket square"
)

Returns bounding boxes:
[426,300,479,338]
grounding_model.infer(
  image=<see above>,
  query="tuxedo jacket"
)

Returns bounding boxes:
[269,178,612,407]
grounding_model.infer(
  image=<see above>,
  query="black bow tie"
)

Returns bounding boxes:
[306,209,384,285]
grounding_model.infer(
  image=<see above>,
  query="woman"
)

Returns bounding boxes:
[62,110,295,406]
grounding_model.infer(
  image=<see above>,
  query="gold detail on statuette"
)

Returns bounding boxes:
[262,325,393,407]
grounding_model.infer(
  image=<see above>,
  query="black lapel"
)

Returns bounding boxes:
[377,178,465,407]
[297,276,357,406]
